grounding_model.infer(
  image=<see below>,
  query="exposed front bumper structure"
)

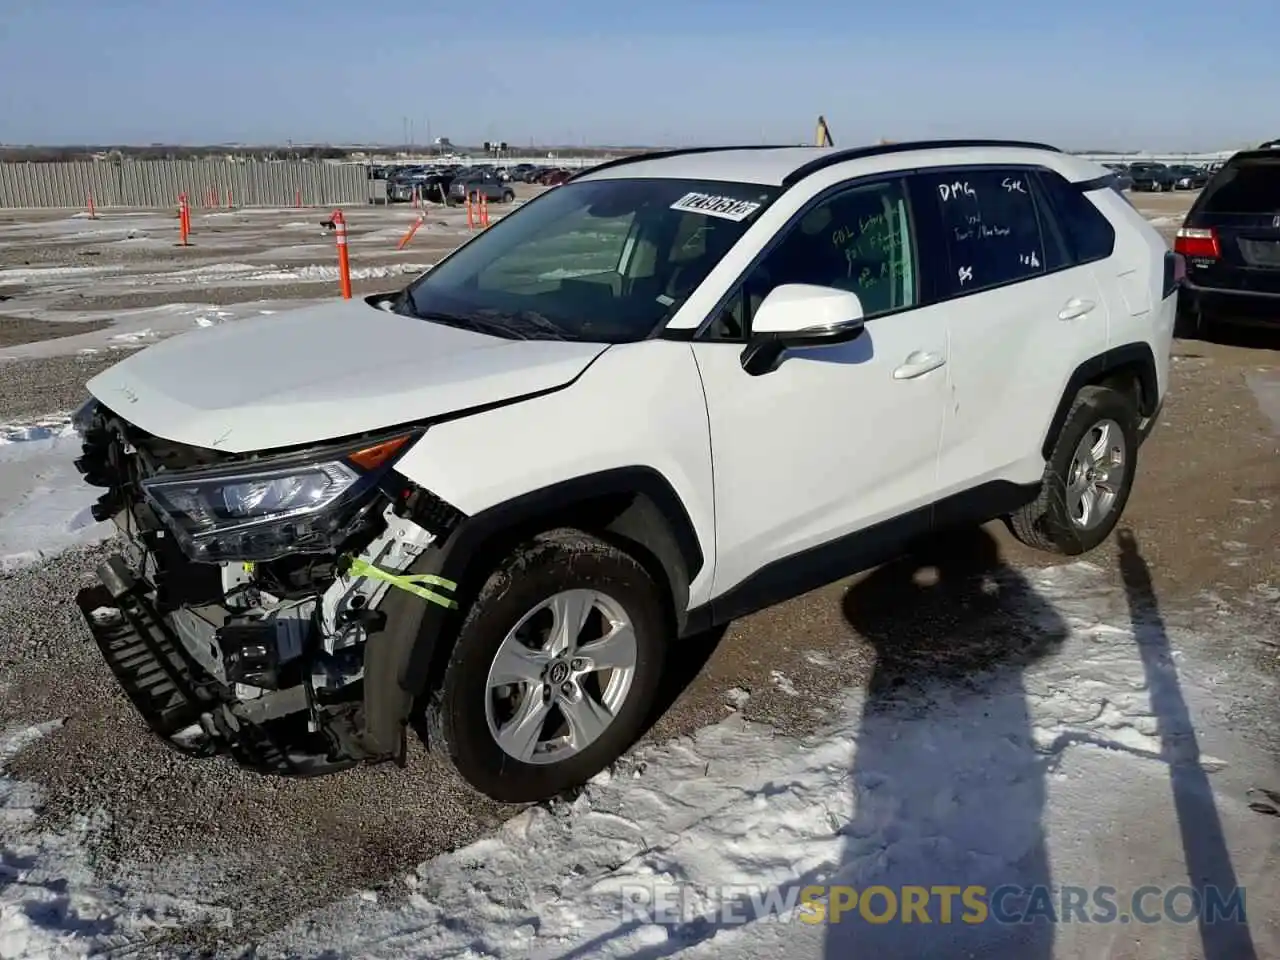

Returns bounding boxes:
[76,554,360,776]
[69,399,473,779]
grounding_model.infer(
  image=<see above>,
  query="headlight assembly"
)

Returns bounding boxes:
[140,432,416,563]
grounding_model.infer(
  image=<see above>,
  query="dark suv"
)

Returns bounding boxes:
[1176,147,1280,331]
[1129,162,1177,192]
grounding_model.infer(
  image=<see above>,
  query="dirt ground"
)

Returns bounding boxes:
[0,187,539,316]
[0,185,1276,951]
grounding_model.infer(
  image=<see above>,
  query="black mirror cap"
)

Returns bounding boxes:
[739,320,865,377]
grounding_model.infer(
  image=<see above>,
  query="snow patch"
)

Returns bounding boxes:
[255,561,1277,959]
[0,265,117,284]
[245,262,432,283]
[0,420,112,570]
[0,723,230,958]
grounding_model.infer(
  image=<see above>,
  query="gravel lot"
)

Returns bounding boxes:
[0,187,1277,952]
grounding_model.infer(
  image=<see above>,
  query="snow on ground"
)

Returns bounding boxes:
[0,722,231,959]
[0,300,313,362]
[252,560,1277,959]
[0,421,110,571]
[0,260,431,293]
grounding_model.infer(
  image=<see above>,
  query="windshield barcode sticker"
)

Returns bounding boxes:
[669,192,763,222]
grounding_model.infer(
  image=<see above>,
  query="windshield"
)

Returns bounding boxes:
[398,177,779,342]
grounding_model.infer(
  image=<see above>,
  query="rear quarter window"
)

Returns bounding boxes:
[1033,171,1117,265]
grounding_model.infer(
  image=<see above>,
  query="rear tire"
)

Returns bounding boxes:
[503,191,515,203]
[1006,385,1139,556]
[429,529,667,803]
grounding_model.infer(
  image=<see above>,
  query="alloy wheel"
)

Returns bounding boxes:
[484,589,638,764]
[1067,418,1126,530]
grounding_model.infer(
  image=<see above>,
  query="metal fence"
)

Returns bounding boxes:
[0,160,371,210]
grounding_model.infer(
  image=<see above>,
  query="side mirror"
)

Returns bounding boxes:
[740,283,866,376]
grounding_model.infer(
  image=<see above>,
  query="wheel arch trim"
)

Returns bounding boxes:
[1041,342,1159,460]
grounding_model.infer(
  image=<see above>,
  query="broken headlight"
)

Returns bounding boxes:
[140,433,415,563]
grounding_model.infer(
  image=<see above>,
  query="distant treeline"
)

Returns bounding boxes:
[0,144,653,163]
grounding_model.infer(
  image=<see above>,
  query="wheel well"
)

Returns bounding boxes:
[1041,343,1159,459]
[449,489,695,631]
[1095,362,1148,416]
[401,469,704,699]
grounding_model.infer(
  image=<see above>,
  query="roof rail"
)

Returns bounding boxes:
[566,144,804,182]
[780,138,1064,186]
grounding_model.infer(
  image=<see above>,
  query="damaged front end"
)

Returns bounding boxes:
[71,399,464,776]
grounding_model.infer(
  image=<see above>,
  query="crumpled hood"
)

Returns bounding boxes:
[86,299,607,453]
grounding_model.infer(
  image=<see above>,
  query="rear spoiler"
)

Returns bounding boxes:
[1073,171,1134,206]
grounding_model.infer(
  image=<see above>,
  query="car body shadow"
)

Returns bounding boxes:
[823,526,1069,958]
[547,526,1071,960]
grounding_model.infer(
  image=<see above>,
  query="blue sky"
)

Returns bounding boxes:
[2,0,1277,150]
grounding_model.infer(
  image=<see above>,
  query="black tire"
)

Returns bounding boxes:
[1006,385,1139,556]
[502,191,515,203]
[430,528,667,803]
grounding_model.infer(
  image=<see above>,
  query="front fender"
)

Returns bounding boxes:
[392,339,716,606]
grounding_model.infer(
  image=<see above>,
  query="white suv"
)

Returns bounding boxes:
[72,140,1176,802]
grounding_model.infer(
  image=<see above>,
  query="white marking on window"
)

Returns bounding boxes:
[668,192,762,222]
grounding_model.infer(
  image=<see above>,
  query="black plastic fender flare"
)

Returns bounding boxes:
[1040,341,1159,460]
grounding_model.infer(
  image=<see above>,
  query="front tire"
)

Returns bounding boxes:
[1006,385,1139,556]
[431,529,667,803]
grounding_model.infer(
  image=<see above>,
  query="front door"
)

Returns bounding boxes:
[690,176,950,601]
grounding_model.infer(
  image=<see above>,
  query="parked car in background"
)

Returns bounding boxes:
[539,168,573,186]
[1102,163,1134,191]
[413,172,457,204]
[1169,165,1210,190]
[1177,146,1280,333]
[1128,162,1177,192]
[448,171,516,205]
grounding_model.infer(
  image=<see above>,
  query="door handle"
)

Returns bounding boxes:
[893,351,946,380]
[1058,298,1096,320]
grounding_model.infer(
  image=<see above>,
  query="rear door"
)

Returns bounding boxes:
[1185,153,1280,296]
[911,165,1111,497]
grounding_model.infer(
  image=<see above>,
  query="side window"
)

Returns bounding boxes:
[704,178,917,340]
[917,168,1045,296]
[1033,171,1117,265]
